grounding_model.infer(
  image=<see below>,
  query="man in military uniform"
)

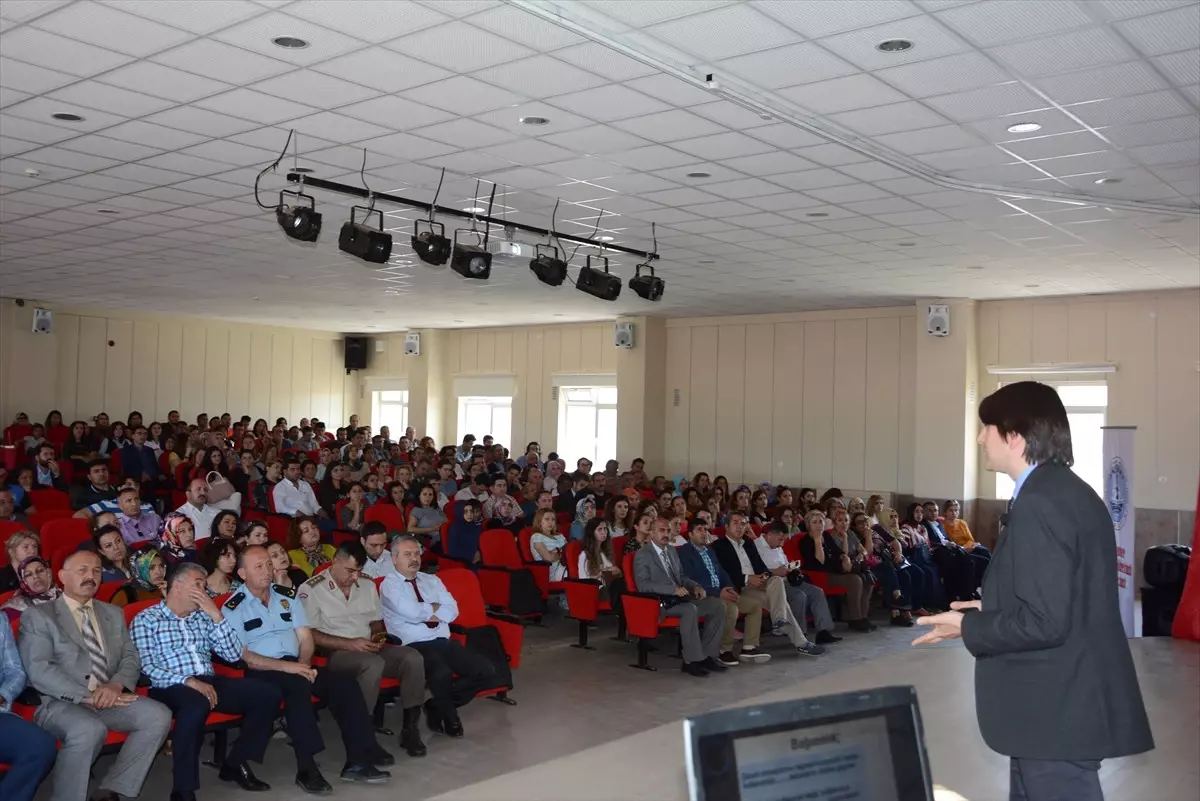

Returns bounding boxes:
[221,545,392,794]
[298,542,427,758]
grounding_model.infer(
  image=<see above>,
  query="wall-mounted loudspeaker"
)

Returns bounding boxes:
[404,333,421,356]
[344,336,368,370]
[32,308,53,334]
[927,304,950,337]
[614,321,634,349]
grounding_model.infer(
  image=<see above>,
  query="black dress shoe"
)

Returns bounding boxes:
[340,763,391,784]
[219,762,270,792]
[373,725,394,736]
[681,661,709,677]
[90,793,120,801]
[423,699,444,734]
[815,630,842,644]
[700,657,728,672]
[443,716,465,738]
[400,706,428,756]
[295,768,333,795]
[370,744,395,767]
[169,793,195,801]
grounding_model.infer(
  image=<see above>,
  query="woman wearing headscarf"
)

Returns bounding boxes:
[569,494,596,542]
[901,503,947,610]
[1,555,62,620]
[542,459,565,495]
[874,508,934,615]
[157,511,198,567]
[128,546,168,601]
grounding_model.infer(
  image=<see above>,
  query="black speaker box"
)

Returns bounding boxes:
[1141,584,1183,637]
[1143,544,1190,590]
[344,336,368,370]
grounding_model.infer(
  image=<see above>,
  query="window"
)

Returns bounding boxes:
[995,383,1107,500]
[371,390,408,438]
[557,386,618,469]
[457,396,511,448]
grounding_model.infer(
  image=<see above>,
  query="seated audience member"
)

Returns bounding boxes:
[381,536,499,737]
[18,550,172,801]
[210,510,239,542]
[0,488,28,526]
[747,490,771,526]
[875,508,935,614]
[529,508,567,581]
[318,464,351,518]
[444,499,484,566]
[481,476,522,523]
[114,486,161,546]
[569,495,596,542]
[359,522,396,579]
[98,421,129,457]
[2,555,61,621]
[0,615,59,801]
[938,499,991,586]
[713,514,830,654]
[898,505,946,610]
[274,457,323,518]
[240,521,270,550]
[777,506,800,537]
[339,482,369,532]
[433,460,457,500]
[799,510,875,633]
[623,510,655,556]
[678,519,770,667]
[407,483,447,547]
[253,459,282,510]
[1,530,39,593]
[131,562,282,800]
[61,420,97,466]
[287,516,335,577]
[267,541,309,590]
[222,545,392,791]
[70,460,118,511]
[93,525,132,584]
[200,537,239,597]
[753,520,841,646]
[174,478,242,543]
[30,443,66,491]
[854,512,914,626]
[229,450,262,497]
[454,468,489,505]
[159,512,199,568]
[866,494,886,526]
[120,426,163,493]
[520,488,552,522]
[363,473,384,506]
[604,495,635,538]
[129,546,169,601]
[906,503,974,603]
[8,467,37,515]
[578,518,624,610]
[846,496,868,519]
[634,518,728,677]
[516,442,542,470]
[299,543,427,757]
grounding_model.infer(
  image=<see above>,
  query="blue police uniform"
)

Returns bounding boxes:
[223,585,381,767]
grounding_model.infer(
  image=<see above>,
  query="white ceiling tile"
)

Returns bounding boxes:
[311,46,452,93]
[482,139,579,167]
[5,97,130,133]
[935,0,1093,47]
[918,145,1014,171]
[816,14,971,71]
[0,87,30,110]
[715,42,857,89]
[551,42,657,81]
[1116,5,1200,55]
[792,143,872,167]
[178,140,277,167]
[1153,50,1200,85]
[279,111,390,145]
[1129,139,1200,165]
[745,123,827,150]
[1003,130,1112,161]
[741,192,825,212]
[769,168,857,191]
[415,0,499,17]
[1097,1,1197,21]
[582,0,735,27]
[874,51,1015,98]
[413,150,510,175]
[151,39,296,85]
[967,109,1091,143]
[541,124,650,154]
[99,62,234,102]
[610,109,726,141]
[45,81,176,117]
[253,71,381,112]
[0,26,133,76]
[672,131,775,160]
[101,0,265,34]
[680,199,760,218]
[989,28,1138,77]
[753,0,921,38]
[0,56,75,94]
[687,101,774,131]
[640,187,724,206]
[1106,116,1200,147]
[472,102,595,136]
[1069,90,1192,126]
[0,0,71,22]
[138,152,241,177]
[213,11,368,66]
[193,89,321,126]
[700,177,789,199]
[623,73,716,106]
[353,131,458,161]
[836,161,912,182]
[778,73,908,114]
[96,163,193,186]
[386,19,534,71]
[20,146,121,173]
[805,183,893,203]
[1037,60,1172,105]
[31,0,193,56]
[480,166,568,190]
[143,107,260,138]
[830,101,950,135]
[410,118,519,149]
[285,0,449,42]
[547,84,671,122]
[874,124,986,154]
[925,83,1048,121]
[465,3,584,49]
[473,55,608,98]
[56,134,163,162]
[335,95,456,130]
[537,157,630,180]
[401,75,527,115]
[608,145,697,171]
[1179,83,1200,103]
[0,116,82,145]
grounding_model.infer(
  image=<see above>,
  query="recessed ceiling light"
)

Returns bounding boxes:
[966,265,983,270]
[759,113,773,120]
[272,36,309,49]
[252,296,261,301]
[806,212,829,218]
[698,259,715,264]
[463,206,485,213]
[552,314,565,317]
[897,242,916,247]
[1006,122,1042,133]
[96,208,119,214]
[452,319,465,323]
[1024,284,1040,288]
[686,172,711,178]
[51,112,84,122]
[598,235,614,241]
[291,166,314,174]
[519,116,549,126]
[876,39,914,53]
[1094,177,1122,185]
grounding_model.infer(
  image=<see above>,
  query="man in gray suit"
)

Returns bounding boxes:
[18,550,171,801]
[633,517,727,677]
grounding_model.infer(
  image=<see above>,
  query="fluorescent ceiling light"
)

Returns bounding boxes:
[987,363,1117,375]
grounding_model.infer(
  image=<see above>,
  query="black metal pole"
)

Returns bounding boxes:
[285,172,659,261]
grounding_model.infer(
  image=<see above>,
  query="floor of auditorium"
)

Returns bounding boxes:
[115,607,1196,801]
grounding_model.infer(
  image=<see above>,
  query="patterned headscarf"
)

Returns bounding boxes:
[1,555,61,620]
[574,495,596,525]
[158,512,194,562]
[129,546,164,593]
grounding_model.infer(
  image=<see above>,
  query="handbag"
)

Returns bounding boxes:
[206,470,236,503]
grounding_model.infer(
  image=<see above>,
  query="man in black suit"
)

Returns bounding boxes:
[915,381,1152,801]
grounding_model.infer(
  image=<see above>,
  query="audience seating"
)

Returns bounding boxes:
[0,520,26,541]
[439,568,520,705]
[363,503,404,535]
[517,527,566,596]
[477,529,549,619]
[620,551,681,671]
[28,509,72,533]
[28,489,70,511]
[265,513,291,545]
[40,518,91,554]
[561,539,611,650]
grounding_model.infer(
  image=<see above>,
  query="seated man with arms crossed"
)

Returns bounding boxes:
[18,550,171,801]
[380,535,498,738]
[220,545,391,793]
[633,517,728,677]
[130,562,282,801]
[298,543,427,758]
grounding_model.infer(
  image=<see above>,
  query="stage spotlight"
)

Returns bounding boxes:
[529,243,567,287]
[277,189,321,242]
[629,261,664,301]
[411,219,451,265]
[576,255,621,301]
[451,228,491,280]
[338,206,392,263]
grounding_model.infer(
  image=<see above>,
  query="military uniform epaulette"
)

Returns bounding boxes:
[304,574,325,588]
[273,583,297,598]
[224,591,246,609]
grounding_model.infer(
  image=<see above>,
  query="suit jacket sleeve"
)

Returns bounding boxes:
[962,492,1074,657]
[633,548,677,596]
[19,607,90,703]
[676,547,703,589]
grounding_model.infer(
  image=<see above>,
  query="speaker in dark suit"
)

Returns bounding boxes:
[915,382,1153,801]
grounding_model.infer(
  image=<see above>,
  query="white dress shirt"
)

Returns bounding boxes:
[729,536,756,577]
[273,478,321,517]
[175,501,218,542]
[577,551,613,581]
[380,571,458,645]
[362,551,396,580]
[755,537,788,570]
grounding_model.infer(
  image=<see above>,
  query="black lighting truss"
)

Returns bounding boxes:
[285,172,660,263]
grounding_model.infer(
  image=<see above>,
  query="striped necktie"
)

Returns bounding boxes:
[79,605,109,685]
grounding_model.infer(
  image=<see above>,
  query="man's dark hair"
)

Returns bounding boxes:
[240,449,256,458]
[87,458,108,472]
[767,520,789,537]
[571,470,590,484]
[117,485,139,498]
[335,541,368,567]
[462,498,482,515]
[978,380,1073,467]
[283,456,301,470]
[131,425,148,435]
[360,521,388,540]
[474,472,494,488]
[37,443,55,456]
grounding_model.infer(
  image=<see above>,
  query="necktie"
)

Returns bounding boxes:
[79,605,109,685]
[662,548,680,585]
[409,579,438,627]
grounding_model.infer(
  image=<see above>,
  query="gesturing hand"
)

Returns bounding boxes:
[950,600,981,612]
[911,611,964,646]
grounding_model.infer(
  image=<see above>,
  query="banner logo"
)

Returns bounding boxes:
[1107,456,1129,530]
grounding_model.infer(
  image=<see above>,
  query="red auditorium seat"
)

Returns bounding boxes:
[478,529,548,619]
[620,550,681,671]
[28,489,70,511]
[364,503,405,535]
[562,539,614,650]
[439,568,520,705]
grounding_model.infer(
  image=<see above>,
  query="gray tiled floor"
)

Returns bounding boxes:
[99,611,923,801]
